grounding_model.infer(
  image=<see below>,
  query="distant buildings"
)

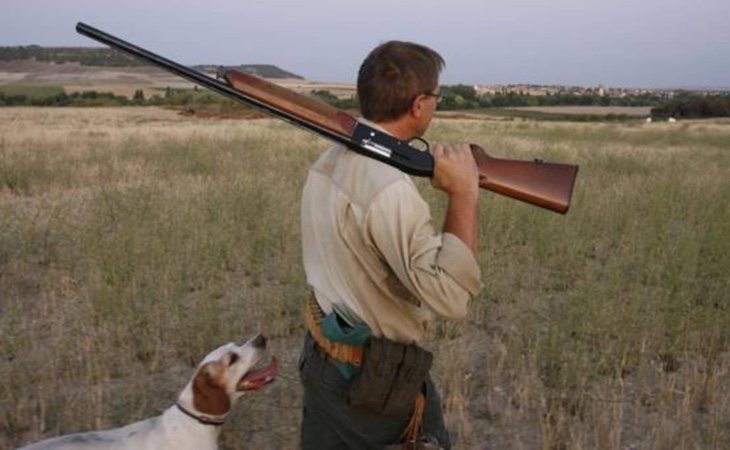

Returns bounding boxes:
[472,84,725,98]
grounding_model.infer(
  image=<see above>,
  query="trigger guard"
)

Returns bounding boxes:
[407,137,430,152]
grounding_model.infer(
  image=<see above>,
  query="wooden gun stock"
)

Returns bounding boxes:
[470,145,578,214]
[76,22,578,214]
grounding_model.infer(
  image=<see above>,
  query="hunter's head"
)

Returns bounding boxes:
[357,41,444,133]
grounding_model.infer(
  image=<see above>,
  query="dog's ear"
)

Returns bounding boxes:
[192,361,231,416]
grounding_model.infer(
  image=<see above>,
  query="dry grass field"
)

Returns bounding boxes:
[1,107,729,449]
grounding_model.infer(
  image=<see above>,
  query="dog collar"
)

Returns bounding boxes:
[176,402,227,426]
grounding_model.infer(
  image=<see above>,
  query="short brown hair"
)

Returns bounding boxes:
[357,41,444,122]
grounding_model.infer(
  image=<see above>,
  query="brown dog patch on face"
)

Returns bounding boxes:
[192,361,231,416]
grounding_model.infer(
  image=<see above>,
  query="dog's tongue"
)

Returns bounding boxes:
[238,357,278,391]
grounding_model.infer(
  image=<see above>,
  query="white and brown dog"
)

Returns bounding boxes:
[19,334,278,450]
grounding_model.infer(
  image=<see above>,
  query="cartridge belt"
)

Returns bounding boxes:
[304,295,364,367]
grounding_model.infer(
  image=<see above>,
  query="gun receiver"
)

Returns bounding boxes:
[76,22,578,214]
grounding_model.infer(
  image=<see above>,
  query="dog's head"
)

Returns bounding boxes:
[178,334,278,422]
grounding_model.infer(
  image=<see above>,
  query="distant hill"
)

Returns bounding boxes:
[0,46,302,79]
[194,64,302,80]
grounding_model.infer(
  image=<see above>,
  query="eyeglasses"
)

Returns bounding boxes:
[423,91,443,104]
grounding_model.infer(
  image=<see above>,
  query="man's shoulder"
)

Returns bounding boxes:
[311,144,416,207]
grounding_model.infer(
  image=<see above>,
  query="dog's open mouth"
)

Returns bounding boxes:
[237,357,278,391]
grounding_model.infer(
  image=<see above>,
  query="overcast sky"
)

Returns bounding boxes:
[2,0,729,88]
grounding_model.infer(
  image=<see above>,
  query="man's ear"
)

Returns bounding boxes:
[410,94,426,118]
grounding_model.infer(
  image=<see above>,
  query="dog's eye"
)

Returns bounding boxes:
[228,354,239,366]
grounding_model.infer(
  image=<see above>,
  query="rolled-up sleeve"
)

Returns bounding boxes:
[365,180,484,319]
[437,232,483,297]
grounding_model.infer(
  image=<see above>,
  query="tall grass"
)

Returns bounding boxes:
[1,108,729,449]
[428,117,730,448]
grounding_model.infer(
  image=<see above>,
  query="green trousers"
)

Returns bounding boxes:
[298,333,451,450]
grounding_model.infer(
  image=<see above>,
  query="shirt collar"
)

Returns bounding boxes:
[357,117,393,136]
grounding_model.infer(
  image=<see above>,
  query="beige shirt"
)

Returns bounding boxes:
[301,131,483,344]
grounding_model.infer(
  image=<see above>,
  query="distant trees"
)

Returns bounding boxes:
[439,84,480,109]
[133,89,145,103]
[0,90,128,106]
[437,87,729,119]
[651,94,730,119]
[0,85,265,108]
[4,81,729,120]
[424,85,668,111]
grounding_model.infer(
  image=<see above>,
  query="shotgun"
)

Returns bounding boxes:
[76,22,578,214]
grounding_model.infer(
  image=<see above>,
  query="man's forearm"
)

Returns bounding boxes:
[442,193,479,255]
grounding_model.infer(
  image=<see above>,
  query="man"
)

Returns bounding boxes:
[299,41,483,449]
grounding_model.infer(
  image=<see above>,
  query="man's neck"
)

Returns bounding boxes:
[374,119,418,141]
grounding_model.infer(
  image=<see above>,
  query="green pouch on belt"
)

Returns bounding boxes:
[321,311,370,379]
[321,312,370,345]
